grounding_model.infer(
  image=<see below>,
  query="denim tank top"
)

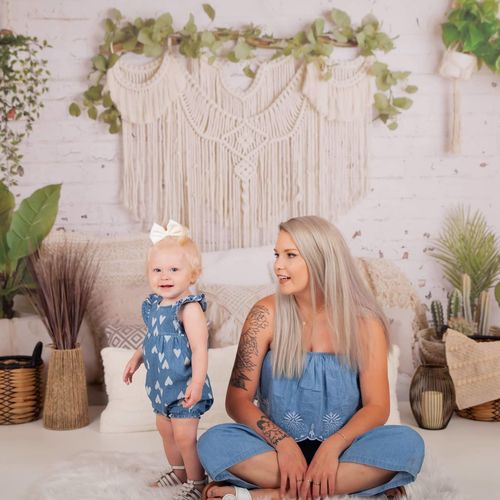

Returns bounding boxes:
[258,350,361,442]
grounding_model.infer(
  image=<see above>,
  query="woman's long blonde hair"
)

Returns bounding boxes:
[272,216,388,378]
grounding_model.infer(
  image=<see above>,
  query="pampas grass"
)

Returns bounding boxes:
[26,240,99,350]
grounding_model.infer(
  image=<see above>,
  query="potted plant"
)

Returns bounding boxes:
[0,182,61,320]
[0,30,50,186]
[26,239,99,430]
[439,0,500,79]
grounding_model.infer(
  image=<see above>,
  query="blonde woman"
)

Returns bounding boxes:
[198,216,424,499]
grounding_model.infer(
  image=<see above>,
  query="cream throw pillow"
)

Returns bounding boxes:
[100,344,400,433]
[197,282,276,347]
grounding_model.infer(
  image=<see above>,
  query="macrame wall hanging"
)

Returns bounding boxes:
[108,53,372,250]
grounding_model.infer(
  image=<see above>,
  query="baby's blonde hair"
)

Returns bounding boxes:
[148,236,202,279]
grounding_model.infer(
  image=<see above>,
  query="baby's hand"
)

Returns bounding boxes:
[182,382,203,408]
[122,350,143,384]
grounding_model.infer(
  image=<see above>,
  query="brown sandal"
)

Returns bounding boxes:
[384,485,407,499]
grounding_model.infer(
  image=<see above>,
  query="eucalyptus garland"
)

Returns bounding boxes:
[0,30,50,186]
[70,5,417,133]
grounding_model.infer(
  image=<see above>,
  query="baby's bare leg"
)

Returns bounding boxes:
[171,417,205,481]
[155,414,187,482]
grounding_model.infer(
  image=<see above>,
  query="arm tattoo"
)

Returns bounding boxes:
[256,414,288,447]
[229,305,269,391]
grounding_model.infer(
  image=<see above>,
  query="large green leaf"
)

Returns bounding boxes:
[6,184,61,262]
[0,182,15,269]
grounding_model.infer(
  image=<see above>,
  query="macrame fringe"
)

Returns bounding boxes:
[109,55,371,250]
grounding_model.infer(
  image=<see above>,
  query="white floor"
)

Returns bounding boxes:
[1,402,499,499]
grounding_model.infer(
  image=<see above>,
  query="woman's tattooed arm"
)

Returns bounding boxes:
[256,414,288,447]
[229,305,270,391]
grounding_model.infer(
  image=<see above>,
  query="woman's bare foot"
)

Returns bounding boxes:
[204,484,279,500]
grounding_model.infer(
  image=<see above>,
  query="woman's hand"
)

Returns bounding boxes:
[302,439,342,499]
[276,437,308,500]
[182,381,203,408]
[122,349,143,384]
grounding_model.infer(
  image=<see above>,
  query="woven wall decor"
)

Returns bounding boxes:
[108,54,372,250]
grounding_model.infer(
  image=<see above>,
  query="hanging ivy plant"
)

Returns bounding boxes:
[69,5,417,132]
[441,0,500,74]
[0,30,50,186]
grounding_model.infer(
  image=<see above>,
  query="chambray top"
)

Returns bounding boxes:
[142,293,213,418]
[258,350,361,441]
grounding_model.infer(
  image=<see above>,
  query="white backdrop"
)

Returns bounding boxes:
[2,0,500,323]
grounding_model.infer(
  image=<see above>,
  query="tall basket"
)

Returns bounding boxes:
[0,342,44,425]
[43,345,89,430]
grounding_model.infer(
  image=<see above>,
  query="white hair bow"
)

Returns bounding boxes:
[149,220,189,244]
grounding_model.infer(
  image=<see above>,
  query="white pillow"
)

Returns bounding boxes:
[100,345,237,433]
[100,344,400,432]
[384,307,418,377]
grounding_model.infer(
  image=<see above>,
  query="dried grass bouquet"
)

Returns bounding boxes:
[26,239,99,350]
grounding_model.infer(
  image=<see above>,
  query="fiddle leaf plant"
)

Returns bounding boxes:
[0,182,61,319]
[0,30,50,186]
[69,5,416,133]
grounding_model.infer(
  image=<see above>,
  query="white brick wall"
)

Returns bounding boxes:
[3,0,500,324]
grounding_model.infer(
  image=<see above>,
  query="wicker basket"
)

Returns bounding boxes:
[0,342,44,425]
[455,335,500,422]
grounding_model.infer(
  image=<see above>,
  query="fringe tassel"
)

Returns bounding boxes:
[108,55,370,250]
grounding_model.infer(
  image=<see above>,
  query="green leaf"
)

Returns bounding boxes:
[69,102,81,117]
[305,27,316,44]
[183,13,197,35]
[6,184,61,262]
[200,30,215,46]
[92,55,107,71]
[104,18,115,33]
[0,182,15,234]
[157,13,173,28]
[387,121,398,130]
[123,37,138,51]
[374,92,389,110]
[369,61,388,77]
[234,40,252,60]
[393,97,413,110]
[109,8,122,22]
[442,23,461,47]
[87,106,98,120]
[108,53,120,69]
[102,92,113,108]
[84,84,103,102]
[362,14,379,29]
[138,27,154,45]
[143,43,163,58]
[109,121,121,134]
[495,282,500,307]
[404,85,418,94]
[202,4,216,22]
[313,18,325,37]
[330,8,351,28]
[243,65,256,78]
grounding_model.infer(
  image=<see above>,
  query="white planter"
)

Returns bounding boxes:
[439,50,477,80]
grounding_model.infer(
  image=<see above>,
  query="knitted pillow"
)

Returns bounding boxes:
[196,282,276,347]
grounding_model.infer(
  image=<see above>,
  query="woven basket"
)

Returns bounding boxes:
[43,345,89,430]
[455,335,500,422]
[0,342,44,425]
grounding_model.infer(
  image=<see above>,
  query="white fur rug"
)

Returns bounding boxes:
[26,450,459,500]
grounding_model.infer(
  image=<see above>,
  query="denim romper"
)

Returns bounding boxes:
[142,293,213,418]
[198,350,424,496]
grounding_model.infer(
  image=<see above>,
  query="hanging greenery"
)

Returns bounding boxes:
[0,30,50,186]
[69,5,417,133]
[441,0,500,74]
